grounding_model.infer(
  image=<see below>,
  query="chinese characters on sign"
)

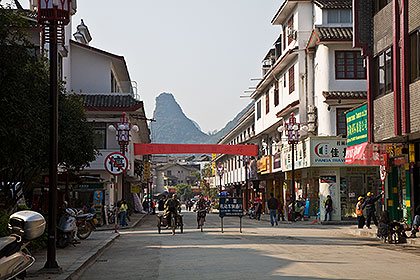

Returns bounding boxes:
[219,198,243,217]
[346,104,368,147]
[104,152,128,176]
[312,139,347,165]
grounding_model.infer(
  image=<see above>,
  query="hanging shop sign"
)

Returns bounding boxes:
[94,189,103,201]
[273,153,281,170]
[130,185,141,193]
[346,104,368,147]
[311,138,346,166]
[257,156,272,174]
[281,141,309,172]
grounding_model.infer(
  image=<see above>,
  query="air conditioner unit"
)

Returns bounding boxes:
[287,28,297,40]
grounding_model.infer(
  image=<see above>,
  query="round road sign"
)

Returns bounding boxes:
[104,152,128,176]
[379,165,387,182]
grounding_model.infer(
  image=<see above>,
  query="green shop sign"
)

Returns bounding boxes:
[346,104,368,147]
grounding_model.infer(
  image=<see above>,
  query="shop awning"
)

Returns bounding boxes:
[345,142,386,166]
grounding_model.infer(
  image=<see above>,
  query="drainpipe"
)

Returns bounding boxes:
[401,0,410,134]
[393,0,402,136]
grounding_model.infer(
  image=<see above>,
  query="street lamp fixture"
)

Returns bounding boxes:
[277,112,308,220]
[108,112,139,154]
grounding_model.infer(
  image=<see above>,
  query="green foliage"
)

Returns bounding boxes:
[0,5,97,212]
[175,183,194,200]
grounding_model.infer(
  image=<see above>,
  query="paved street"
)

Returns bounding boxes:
[79,211,420,280]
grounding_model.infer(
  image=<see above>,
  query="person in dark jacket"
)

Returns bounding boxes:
[410,204,420,238]
[362,190,384,228]
[268,193,279,226]
[324,195,333,221]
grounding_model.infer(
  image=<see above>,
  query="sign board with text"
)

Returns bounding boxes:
[219,197,243,217]
[346,104,368,147]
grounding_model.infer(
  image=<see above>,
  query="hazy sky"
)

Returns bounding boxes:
[16,0,283,133]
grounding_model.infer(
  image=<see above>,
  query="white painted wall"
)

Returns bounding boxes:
[314,43,367,136]
[70,44,111,93]
[313,5,323,26]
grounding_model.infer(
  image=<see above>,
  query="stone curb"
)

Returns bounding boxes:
[58,232,120,280]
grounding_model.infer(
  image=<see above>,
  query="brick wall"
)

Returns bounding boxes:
[409,0,420,33]
[356,0,374,52]
[410,80,420,134]
[373,93,395,142]
[373,2,393,56]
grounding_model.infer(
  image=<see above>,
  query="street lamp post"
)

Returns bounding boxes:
[108,112,139,203]
[242,156,249,210]
[278,113,307,221]
[31,0,73,270]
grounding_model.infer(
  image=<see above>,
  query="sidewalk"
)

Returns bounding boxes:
[26,213,146,280]
[345,225,420,246]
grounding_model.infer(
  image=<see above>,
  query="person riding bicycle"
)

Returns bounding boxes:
[196,195,208,229]
[164,194,181,227]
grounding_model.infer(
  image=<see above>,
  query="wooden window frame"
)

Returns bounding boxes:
[335,51,366,80]
[289,65,295,94]
[274,81,279,107]
[336,108,351,137]
[265,91,270,114]
[287,16,294,45]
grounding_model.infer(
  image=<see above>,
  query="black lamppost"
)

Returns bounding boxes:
[278,113,307,220]
[32,0,73,270]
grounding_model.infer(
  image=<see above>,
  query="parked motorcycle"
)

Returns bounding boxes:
[0,210,46,280]
[106,206,116,225]
[76,213,96,240]
[57,208,77,248]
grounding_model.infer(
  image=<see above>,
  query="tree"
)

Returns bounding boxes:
[0,4,97,213]
[198,163,217,201]
[175,183,193,200]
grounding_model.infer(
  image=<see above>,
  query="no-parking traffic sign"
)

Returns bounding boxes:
[104,152,128,176]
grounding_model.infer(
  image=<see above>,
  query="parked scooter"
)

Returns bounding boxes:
[76,213,96,240]
[0,210,46,280]
[57,208,77,248]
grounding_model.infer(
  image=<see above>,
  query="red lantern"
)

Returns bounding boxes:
[35,0,71,24]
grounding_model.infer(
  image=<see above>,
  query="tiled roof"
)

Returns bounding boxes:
[80,94,142,110]
[323,91,367,99]
[313,0,352,9]
[315,27,352,40]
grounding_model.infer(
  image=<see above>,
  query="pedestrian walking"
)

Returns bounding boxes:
[356,196,365,229]
[157,196,166,212]
[277,195,285,221]
[324,195,333,221]
[362,190,385,229]
[268,193,279,226]
[119,200,129,226]
[142,199,150,214]
[254,196,262,220]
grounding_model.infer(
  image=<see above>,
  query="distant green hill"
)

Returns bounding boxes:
[150,93,253,144]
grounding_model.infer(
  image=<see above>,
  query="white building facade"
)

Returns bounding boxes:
[250,0,379,220]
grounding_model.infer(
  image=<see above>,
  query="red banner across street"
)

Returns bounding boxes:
[134,143,258,156]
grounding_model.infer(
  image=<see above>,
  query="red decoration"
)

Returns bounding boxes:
[134,143,258,156]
